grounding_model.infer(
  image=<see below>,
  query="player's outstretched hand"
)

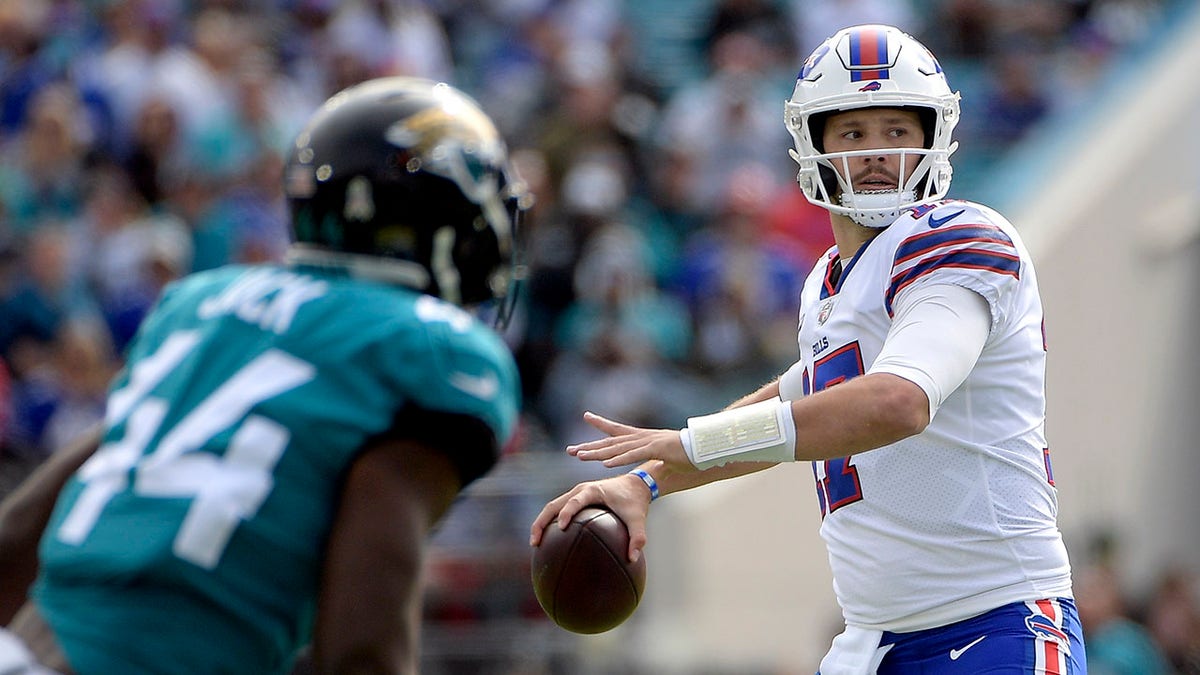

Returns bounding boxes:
[530,472,651,563]
[566,412,693,471]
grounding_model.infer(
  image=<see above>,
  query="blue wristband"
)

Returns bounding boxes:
[629,468,659,501]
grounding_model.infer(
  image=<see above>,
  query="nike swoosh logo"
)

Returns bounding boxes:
[449,371,499,399]
[949,635,987,660]
[928,208,966,228]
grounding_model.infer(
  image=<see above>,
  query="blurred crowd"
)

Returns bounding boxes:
[0,0,1194,671]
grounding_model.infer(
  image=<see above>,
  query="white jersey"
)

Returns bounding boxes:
[778,199,1072,632]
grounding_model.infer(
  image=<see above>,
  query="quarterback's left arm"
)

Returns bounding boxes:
[0,424,103,625]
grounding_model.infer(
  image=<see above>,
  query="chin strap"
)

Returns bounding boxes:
[840,190,916,228]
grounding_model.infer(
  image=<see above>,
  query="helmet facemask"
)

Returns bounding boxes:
[798,138,954,228]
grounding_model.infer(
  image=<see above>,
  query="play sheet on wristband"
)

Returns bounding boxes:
[690,401,788,464]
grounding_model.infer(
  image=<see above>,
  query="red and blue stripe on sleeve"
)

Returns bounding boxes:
[885,223,1020,316]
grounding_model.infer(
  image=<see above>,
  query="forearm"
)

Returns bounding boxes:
[788,372,928,461]
[656,459,776,497]
[662,372,927,474]
[0,425,103,624]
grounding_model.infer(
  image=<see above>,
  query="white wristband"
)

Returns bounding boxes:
[680,398,797,470]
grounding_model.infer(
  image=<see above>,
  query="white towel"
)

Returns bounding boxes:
[818,625,893,675]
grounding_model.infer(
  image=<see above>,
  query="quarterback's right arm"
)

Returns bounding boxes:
[570,283,990,472]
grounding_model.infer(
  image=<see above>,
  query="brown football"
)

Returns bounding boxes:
[531,505,647,634]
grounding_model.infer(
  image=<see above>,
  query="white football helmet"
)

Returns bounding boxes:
[784,25,960,227]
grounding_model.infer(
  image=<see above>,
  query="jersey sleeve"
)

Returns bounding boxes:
[778,359,809,401]
[868,283,991,420]
[386,309,521,483]
[364,313,520,486]
[885,204,1021,326]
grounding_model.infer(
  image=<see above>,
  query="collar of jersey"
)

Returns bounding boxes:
[820,236,878,300]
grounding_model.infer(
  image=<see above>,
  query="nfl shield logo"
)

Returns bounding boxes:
[818,300,835,325]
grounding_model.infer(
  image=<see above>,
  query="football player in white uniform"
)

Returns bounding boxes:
[531,24,1086,674]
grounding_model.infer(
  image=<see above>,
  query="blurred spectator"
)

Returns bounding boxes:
[763,178,836,270]
[654,28,793,213]
[555,220,690,362]
[539,221,693,443]
[0,225,91,370]
[789,0,921,54]
[0,83,92,233]
[70,0,180,157]
[703,0,797,66]
[121,94,184,206]
[1143,567,1200,674]
[0,0,57,135]
[671,162,805,394]
[71,163,192,351]
[154,7,251,143]
[926,0,996,59]
[325,0,454,82]
[1076,562,1172,675]
[187,48,309,182]
[0,224,101,453]
[534,39,644,205]
[208,150,290,266]
[35,317,116,455]
[973,47,1052,153]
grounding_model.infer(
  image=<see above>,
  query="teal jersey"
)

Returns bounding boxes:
[33,265,520,674]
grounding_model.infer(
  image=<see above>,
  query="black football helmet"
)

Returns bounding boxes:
[284,77,528,322]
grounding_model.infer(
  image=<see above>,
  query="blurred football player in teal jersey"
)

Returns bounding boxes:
[0,77,528,674]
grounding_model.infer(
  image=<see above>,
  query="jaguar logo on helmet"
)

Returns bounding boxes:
[384,103,504,165]
[384,100,507,213]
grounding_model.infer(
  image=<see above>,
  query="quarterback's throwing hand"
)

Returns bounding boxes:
[567,412,694,472]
